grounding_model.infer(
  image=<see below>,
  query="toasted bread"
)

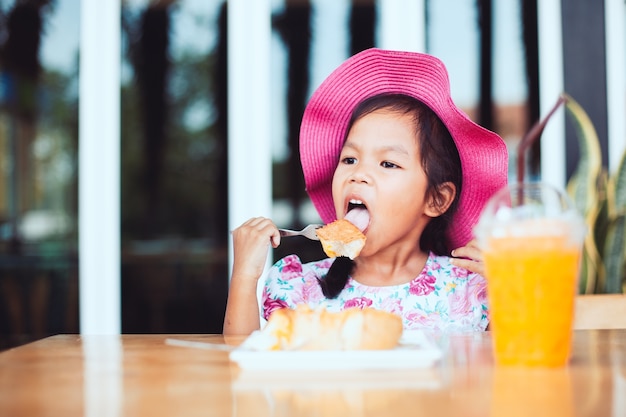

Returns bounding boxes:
[262,305,403,351]
[316,219,366,259]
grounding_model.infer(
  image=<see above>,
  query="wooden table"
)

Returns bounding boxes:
[0,330,624,416]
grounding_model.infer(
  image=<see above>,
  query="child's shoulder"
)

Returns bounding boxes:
[425,252,479,279]
[425,252,455,268]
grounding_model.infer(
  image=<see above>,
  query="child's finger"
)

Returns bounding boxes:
[270,231,280,248]
[450,257,485,276]
[451,239,483,262]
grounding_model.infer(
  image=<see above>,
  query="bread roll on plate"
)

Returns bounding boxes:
[260,304,403,351]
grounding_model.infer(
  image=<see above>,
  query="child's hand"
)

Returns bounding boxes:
[224,217,281,335]
[450,239,485,276]
[231,217,281,283]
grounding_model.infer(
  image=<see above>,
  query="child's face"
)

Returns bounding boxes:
[332,109,441,255]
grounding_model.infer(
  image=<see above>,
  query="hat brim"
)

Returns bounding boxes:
[299,48,508,251]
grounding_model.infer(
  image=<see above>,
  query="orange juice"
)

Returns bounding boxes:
[483,235,581,367]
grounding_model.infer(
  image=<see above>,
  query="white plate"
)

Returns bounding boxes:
[232,366,446,391]
[228,330,443,371]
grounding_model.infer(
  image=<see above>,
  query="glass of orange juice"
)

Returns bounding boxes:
[474,182,586,367]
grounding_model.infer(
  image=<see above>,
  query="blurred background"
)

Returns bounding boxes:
[0,0,623,349]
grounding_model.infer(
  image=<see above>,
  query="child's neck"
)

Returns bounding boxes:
[351,250,429,287]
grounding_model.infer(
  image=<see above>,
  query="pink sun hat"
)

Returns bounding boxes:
[299,48,509,251]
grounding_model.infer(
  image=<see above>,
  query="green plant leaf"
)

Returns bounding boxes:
[604,216,626,293]
[580,209,606,294]
[563,94,606,293]
[607,147,626,217]
[604,148,626,293]
[564,94,604,215]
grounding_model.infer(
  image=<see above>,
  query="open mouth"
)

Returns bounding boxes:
[345,199,370,232]
[348,199,365,211]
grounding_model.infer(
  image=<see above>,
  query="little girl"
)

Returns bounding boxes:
[223,48,508,335]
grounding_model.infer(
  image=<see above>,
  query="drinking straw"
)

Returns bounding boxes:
[516,95,567,184]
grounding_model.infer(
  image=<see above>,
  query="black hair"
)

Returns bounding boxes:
[318,93,462,299]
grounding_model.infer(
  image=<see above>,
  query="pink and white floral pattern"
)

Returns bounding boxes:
[262,252,489,332]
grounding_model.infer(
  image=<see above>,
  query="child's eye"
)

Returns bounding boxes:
[381,161,399,169]
[341,157,357,165]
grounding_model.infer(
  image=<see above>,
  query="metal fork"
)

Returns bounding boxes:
[278,224,323,241]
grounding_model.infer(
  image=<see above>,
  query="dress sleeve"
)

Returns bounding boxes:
[463,271,490,331]
[260,254,306,321]
[260,254,333,322]
[444,255,490,331]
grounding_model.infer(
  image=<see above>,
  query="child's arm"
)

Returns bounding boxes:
[223,217,281,335]
[450,239,485,276]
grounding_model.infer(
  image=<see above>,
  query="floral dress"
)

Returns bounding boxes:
[261,252,489,332]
